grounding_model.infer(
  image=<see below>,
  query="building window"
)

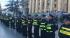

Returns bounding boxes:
[42,1,44,11]
[54,4,56,8]
[47,3,49,6]
[54,0,57,2]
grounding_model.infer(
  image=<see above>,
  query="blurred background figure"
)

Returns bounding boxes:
[58,14,70,38]
[45,14,58,38]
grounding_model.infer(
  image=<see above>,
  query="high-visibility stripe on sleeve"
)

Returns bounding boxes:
[47,24,52,26]
[40,25,45,27]
[47,27,51,29]
[62,27,70,31]
[41,23,45,24]
[60,30,70,36]
[32,22,38,25]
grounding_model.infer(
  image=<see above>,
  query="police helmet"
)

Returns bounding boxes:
[48,14,54,18]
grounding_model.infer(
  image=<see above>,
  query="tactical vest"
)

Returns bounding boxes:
[22,19,26,25]
[16,19,21,24]
[11,19,15,25]
[59,27,70,36]
[17,20,18,23]
[40,22,46,30]
[12,20,14,23]
[32,19,38,26]
[45,24,53,32]
[28,20,31,24]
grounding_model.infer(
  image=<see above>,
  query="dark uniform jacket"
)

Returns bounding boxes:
[59,24,70,38]
[45,19,58,32]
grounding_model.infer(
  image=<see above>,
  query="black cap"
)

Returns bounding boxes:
[42,14,46,17]
[49,14,54,17]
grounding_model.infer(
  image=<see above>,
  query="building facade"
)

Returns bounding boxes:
[28,0,70,14]
[20,0,29,15]
[0,4,2,14]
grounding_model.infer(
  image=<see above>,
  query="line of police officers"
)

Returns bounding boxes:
[1,13,70,38]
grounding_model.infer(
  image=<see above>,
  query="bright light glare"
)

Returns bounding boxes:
[0,0,9,9]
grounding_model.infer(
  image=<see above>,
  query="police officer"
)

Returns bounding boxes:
[58,14,70,38]
[32,14,40,38]
[40,14,47,38]
[8,17,12,28]
[46,14,58,38]
[21,16,27,36]
[11,17,15,29]
[4,16,10,27]
[45,14,58,38]
[27,14,32,38]
[16,17,22,33]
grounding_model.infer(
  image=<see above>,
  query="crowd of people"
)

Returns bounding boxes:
[0,13,70,38]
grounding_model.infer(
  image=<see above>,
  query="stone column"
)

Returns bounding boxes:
[57,0,62,11]
[32,0,36,13]
[49,0,54,11]
[44,0,48,12]
[28,0,32,14]
[35,0,39,13]
[68,0,70,13]
[39,0,43,13]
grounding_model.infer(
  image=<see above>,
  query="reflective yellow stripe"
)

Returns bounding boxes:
[10,17,12,19]
[28,22,30,23]
[65,32,70,36]
[60,30,65,34]
[34,20,37,21]
[22,22,26,25]
[44,29,46,30]
[17,20,18,22]
[50,31,53,32]
[22,22,25,23]
[22,20,25,21]
[40,29,46,30]
[40,28,43,30]
[33,22,37,23]
[47,27,51,29]
[28,20,30,21]
[46,31,53,32]
[40,23,45,28]
[41,29,43,30]
[12,20,14,22]
[32,22,38,25]
[60,30,70,36]
[47,24,52,26]
[41,23,45,24]
[62,27,70,31]
[22,20,25,24]
[40,25,45,27]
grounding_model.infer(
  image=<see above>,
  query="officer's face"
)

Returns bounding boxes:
[47,16,53,20]
[64,20,70,24]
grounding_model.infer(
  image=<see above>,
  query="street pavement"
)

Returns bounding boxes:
[55,22,62,38]
[0,21,61,38]
[0,22,26,38]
